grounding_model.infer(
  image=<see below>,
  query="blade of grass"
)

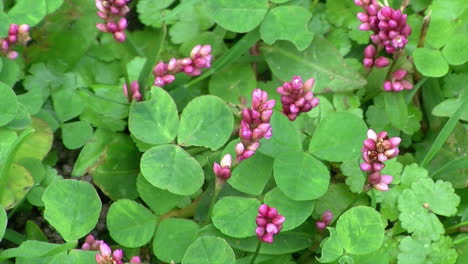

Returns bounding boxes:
[420,95,468,167]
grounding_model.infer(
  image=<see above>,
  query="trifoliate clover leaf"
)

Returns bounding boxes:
[398,236,457,264]
[380,186,404,221]
[398,178,460,241]
[400,163,428,187]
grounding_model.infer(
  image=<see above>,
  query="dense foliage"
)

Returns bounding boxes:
[0,0,466,263]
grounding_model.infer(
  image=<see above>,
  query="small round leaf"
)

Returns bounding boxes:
[136,174,185,215]
[442,34,468,66]
[336,206,384,255]
[178,95,234,150]
[413,48,449,77]
[129,87,179,145]
[264,187,314,231]
[43,180,102,242]
[212,196,260,238]
[309,112,367,162]
[182,236,236,264]
[140,144,204,196]
[107,199,157,247]
[61,121,93,150]
[0,82,17,126]
[205,0,269,33]
[260,6,313,50]
[274,151,330,200]
[153,218,199,263]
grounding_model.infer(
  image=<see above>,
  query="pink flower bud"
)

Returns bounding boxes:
[6,51,18,60]
[220,154,232,168]
[383,81,392,91]
[316,221,327,230]
[364,45,376,58]
[363,58,374,68]
[113,31,126,42]
[235,143,245,155]
[9,24,19,35]
[117,18,128,30]
[113,249,123,261]
[99,243,111,257]
[18,24,30,34]
[392,69,407,80]
[129,256,141,264]
[359,23,371,31]
[374,56,390,68]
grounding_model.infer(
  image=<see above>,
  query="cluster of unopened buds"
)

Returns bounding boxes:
[277,76,319,121]
[356,0,411,54]
[213,154,232,181]
[256,204,285,243]
[360,129,401,191]
[152,44,212,87]
[383,69,413,92]
[363,44,389,69]
[0,24,31,59]
[96,0,130,42]
[82,235,141,264]
[122,80,142,102]
[235,89,275,161]
[315,210,333,231]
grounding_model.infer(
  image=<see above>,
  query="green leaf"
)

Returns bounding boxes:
[398,236,458,264]
[129,87,179,145]
[153,218,199,263]
[318,227,343,263]
[212,196,260,238]
[72,129,113,177]
[140,144,204,196]
[43,180,101,242]
[228,150,273,195]
[398,178,460,241]
[442,34,468,65]
[0,207,6,241]
[136,174,185,215]
[178,95,234,150]
[274,150,330,200]
[421,96,468,167]
[309,112,368,162]
[208,63,257,104]
[199,224,313,255]
[413,48,449,77]
[0,240,76,261]
[182,236,236,264]
[336,206,384,255]
[1,164,34,210]
[384,92,408,130]
[264,187,314,231]
[314,184,361,220]
[432,97,468,121]
[92,133,139,200]
[61,121,93,150]
[261,38,367,93]
[67,250,98,264]
[400,163,428,188]
[327,28,352,56]
[258,111,302,157]
[0,82,17,126]
[136,0,166,27]
[6,103,31,130]
[205,0,269,33]
[341,159,366,194]
[260,6,313,50]
[325,0,361,28]
[14,118,53,162]
[107,199,157,247]
[52,89,84,122]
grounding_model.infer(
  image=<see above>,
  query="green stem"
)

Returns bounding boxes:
[3,229,26,245]
[206,179,225,224]
[453,235,468,245]
[446,221,468,233]
[249,241,262,264]
[184,29,261,88]
[404,76,428,104]
[137,24,167,96]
